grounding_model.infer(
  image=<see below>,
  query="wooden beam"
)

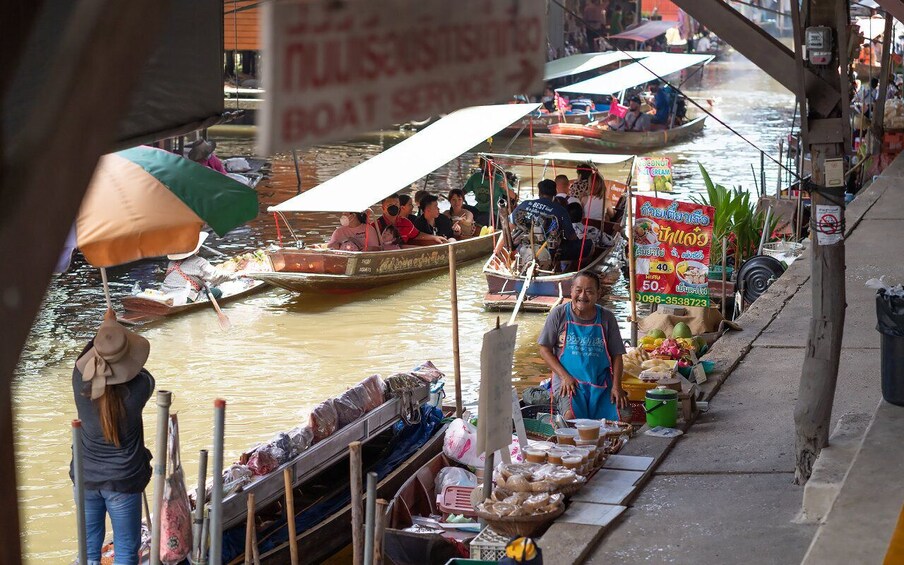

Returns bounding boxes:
[874,0,904,26]
[672,0,841,116]
[0,2,171,563]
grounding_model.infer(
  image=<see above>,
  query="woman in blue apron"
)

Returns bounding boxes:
[538,272,628,420]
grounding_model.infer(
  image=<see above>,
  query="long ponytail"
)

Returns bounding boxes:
[95,385,124,447]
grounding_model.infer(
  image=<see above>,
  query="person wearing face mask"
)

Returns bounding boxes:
[373,194,447,247]
[413,194,455,239]
[538,272,627,420]
[327,212,381,251]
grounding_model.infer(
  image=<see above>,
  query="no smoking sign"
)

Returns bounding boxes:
[815,204,843,245]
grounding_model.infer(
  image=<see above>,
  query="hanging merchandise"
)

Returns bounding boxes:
[633,195,716,307]
[159,414,193,564]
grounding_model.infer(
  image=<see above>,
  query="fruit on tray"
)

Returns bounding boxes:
[671,322,693,339]
[623,347,650,377]
[648,329,667,339]
[651,338,689,361]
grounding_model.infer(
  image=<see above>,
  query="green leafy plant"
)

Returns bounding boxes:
[693,164,778,267]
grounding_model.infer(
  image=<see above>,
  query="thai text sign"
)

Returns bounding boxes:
[633,195,715,307]
[634,156,673,192]
[260,0,546,154]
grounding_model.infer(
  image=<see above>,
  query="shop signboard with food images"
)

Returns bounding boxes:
[634,156,673,192]
[633,195,715,307]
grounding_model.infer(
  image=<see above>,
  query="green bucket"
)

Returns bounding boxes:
[644,386,678,428]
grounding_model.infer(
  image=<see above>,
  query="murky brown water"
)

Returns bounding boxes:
[14,57,795,562]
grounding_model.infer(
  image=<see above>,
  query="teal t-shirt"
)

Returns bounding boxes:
[462,170,510,214]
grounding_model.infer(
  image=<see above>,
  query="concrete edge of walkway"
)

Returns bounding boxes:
[537,170,897,564]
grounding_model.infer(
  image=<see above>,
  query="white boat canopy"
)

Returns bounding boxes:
[556,52,714,96]
[544,51,651,81]
[269,103,541,213]
[482,152,635,166]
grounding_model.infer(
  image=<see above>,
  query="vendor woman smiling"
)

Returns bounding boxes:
[538,272,628,420]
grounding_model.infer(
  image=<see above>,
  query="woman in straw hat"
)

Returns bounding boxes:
[187,138,226,174]
[71,309,154,565]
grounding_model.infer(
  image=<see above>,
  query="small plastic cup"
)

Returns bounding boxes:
[562,455,582,470]
[523,448,547,464]
[576,422,601,441]
[547,449,565,465]
[555,428,579,446]
[531,441,556,452]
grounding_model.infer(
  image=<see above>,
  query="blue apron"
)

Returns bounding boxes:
[558,304,618,420]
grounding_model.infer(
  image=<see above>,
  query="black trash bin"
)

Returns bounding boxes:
[876,289,904,406]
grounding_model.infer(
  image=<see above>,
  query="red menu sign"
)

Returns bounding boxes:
[633,195,715,307]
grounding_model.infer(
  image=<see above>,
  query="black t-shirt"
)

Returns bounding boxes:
[413,214,455,238]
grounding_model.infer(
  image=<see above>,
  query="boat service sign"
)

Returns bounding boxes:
[634,156,673,192]
[260,0,547,153]
[633,195,715,307]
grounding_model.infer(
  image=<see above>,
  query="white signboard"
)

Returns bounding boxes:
[815,204,843,245]
[260,0,547,154]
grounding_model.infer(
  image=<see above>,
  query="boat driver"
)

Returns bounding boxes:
[160,232,231,304]
[373,194,448,248]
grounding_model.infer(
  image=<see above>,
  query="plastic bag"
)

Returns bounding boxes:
[287,426,313,458]
[410,361,445,383]
[247,449,279,476]
[435,466,477,495]
[309,400,339,443]
[442,418,524,467]
[224,157,251,172]
[335,386,367,427]
[384,373,425,399]
[222,464,253,496]
[359,374,385,411]
[876,288,904,337]
[160,415,192,564]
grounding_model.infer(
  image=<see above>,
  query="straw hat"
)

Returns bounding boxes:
[167,231,209,261]
[76,310,150,400]
[188,139,217,162]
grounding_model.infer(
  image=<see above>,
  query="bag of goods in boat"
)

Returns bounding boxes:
[246,449,279,476]
[309,400,339,443]
[287,426,313,457]
[443,418,524,467]
[435,466,478,495]
[222,464,253,496]
[410,360,445,384]
[359,374,386,411]
[384,373,428,398]
[335,385,368,427]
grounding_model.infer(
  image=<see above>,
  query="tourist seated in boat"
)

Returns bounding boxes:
[510,179,592,265]
[537,272,628,420]
[398,194,416,222]
[554,174,574,206]
[462,157,517,227]
[373,194,447,248]
[412,194,456,239]
[187,138,226,174]
[568,202,601,248]
[444,188,478,238]
[649,81,673,130]
[569,162,603,200]
[160,232,231,304]
[615,95,650,132]
[327,212,381,251]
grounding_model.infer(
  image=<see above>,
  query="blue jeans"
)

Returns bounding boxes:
[79,489,142,565]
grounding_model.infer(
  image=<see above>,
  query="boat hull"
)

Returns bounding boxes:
[118,279,268,325]
[539,116,706,151]
[499,110,609,134]
[254,234,496,293]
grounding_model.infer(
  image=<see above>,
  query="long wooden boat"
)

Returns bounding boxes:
[383,452,473,565]
[118,278,268,325]
[539,115,706,151]
[253,234,495,293]
[483,234,626,312]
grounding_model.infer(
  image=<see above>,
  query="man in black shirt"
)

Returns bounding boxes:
[413,194,455,240]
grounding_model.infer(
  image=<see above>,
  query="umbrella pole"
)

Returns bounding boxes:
[100,267,113,311]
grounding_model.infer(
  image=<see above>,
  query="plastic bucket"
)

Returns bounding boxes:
[644,386,678,428]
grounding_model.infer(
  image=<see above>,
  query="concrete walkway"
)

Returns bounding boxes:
[572,155,904,564]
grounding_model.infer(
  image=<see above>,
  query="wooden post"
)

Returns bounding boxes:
[625,180,638,346]
[283,469,299,565]
[871,14,894,158]
[373,499,389,565]
[245,493,256,565]
[349,441,364,565]
[448,245,463,417]
[793,0,850,484]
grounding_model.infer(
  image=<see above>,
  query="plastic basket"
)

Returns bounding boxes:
[439,485,477,517]
[762,241,804,259]
[523,418,556,441]
[708,264,734,281]
[470,527,511,561]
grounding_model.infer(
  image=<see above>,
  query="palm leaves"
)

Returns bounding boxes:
[693,164,777,265]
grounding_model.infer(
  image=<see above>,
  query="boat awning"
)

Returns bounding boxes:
[609,21,678,43]
[482,152,635,166]
[557,53,714,96]
[855,16,887,40]
[544,52,651,81]
[269,104,541,213]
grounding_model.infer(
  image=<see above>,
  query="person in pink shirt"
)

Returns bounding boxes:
[327,212,381,251]
[188,139,227,174]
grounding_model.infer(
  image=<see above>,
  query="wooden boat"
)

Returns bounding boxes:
[383,453,475,565]
[253,234,495,293]
[118,278,269,325]
[540,115,706,151]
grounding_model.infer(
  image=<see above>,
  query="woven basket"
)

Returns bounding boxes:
[476,505,565,537]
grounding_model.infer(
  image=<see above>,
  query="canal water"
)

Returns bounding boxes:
[14,57,794,562]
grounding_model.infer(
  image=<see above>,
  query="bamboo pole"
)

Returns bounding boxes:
[626,182,638,346]
[72,420,88,565]
[721,238,728,319]
[193,450,208,563]
[209,399,227,565]
[349,441,364,565]
[373,499,388,565]
[283,469,299,565]
[245,493,256,565]
[364,472,377,565]
[150,391,173,565]
[448,246,463,418]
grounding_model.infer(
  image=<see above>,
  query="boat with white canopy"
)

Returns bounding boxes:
[539,53,714,151]
[252,103,541,294]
